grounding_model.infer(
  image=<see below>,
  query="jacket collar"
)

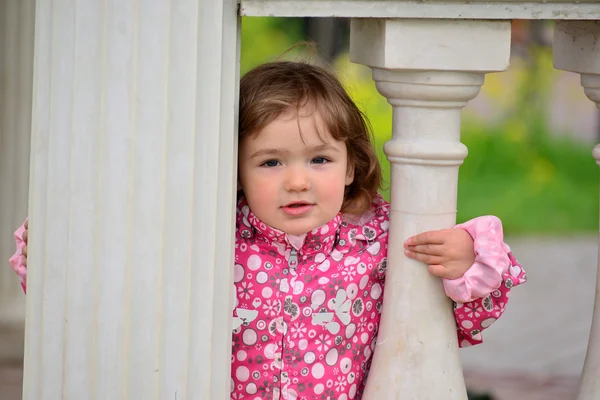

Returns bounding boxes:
[236,196,342,256]
[236,193,390,259]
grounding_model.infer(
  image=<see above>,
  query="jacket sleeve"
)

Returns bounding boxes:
[8,218,27,293]
[444,216,527,347]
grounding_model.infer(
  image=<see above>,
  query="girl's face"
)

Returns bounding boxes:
[238,108,354,236]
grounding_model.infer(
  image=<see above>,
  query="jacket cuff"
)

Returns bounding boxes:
[443,216,510,303]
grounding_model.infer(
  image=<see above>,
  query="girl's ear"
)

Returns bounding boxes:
[345,162,355,186]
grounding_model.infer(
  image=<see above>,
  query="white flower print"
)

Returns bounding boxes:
[263,299,281,317]
[357,316,368,334]
[290,322,307,339]
[316,333,332,352]
[494,301,506,317]
[334,375,348,392]
[237,281,255,300]
[464,302,483,319]
[341,264,357,282]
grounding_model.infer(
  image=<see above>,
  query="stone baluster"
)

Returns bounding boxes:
[553,20,600,400]
[0,0,34,361]
[22,1,239,398]
[349,19,511,399]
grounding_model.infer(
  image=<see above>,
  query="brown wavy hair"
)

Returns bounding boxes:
[239,61,382,215]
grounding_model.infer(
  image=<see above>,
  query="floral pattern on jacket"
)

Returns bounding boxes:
[230,194,526,400]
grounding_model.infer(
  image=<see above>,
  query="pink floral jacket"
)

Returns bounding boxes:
[229,195,525,400]
[9,195,526,400]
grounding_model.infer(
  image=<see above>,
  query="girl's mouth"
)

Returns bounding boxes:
[286,202,310,207]
[281,202,314,216]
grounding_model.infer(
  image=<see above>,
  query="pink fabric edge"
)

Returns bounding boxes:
[443,215,511,303]
[8,218,27,292]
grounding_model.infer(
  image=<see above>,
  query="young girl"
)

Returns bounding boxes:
[10,61,526,400]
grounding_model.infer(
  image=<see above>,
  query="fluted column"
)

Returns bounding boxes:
[350,19,511,399]
[554,20,600,400]
[23,1,239,398]
[0,0,34,361]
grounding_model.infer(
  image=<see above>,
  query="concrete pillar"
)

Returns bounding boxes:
[554,20,600,400]
[22,1,240,398]
[350,18,512,399]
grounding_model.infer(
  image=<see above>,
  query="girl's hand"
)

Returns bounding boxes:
[404,228,475,280]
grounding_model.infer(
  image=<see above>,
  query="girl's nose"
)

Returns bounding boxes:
[284,167,310,192]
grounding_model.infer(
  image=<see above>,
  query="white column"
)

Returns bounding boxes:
[350,19,511,399]
[554,20,600,400]
[23,1,239,398]
[0,0,34,361]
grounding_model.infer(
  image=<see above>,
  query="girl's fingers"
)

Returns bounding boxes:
[23,245,27,257]
[404,250,443,266]
[23,229,28,244]
[427,264,447,278]
[24,219,28,229]
[405,230,447,247]
[406,243,444,256]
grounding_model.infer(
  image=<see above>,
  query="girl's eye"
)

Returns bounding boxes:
[312,157,329,165]
[262,160,281,167]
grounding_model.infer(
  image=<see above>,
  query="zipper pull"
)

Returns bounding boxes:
[288,248,298,269]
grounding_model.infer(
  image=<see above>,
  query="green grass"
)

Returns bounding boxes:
[457,123,598,234]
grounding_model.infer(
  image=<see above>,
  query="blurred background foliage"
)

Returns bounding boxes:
[241,17,599,235]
